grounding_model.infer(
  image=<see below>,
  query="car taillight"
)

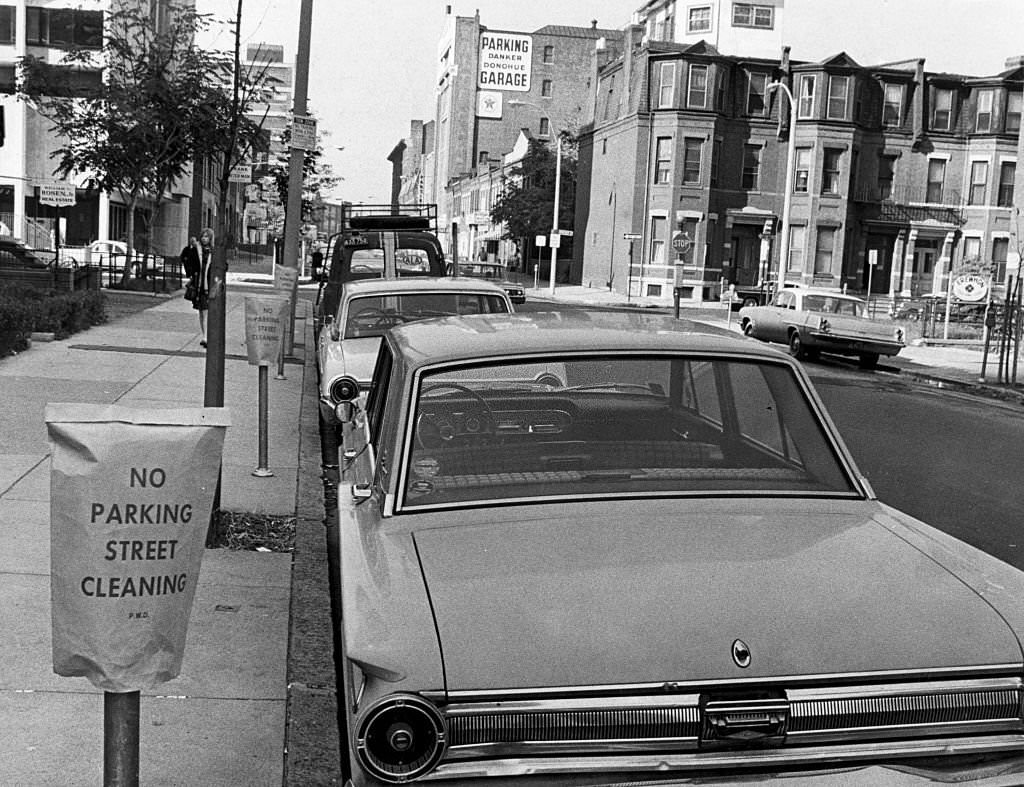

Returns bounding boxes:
[329,376,360,403]
[356,694,446,782]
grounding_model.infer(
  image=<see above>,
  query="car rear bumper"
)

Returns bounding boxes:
[807,333,903,357]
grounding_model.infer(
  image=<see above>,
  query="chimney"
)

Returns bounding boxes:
[621,24,643,118]
[592,19,598,28]
[913,58,926,143]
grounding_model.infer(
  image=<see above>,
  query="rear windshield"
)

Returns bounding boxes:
[344,293,510,339]
[400,355,858,509]
[802,295,865,316]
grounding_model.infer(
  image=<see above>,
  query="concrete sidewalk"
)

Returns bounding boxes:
[0,285,320,785]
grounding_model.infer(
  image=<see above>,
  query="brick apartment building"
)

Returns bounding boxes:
[576,0,1024,305]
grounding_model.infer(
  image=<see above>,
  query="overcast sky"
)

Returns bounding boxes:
[196,0,1024,203]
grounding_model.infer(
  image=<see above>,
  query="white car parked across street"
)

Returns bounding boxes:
[739,287,905,369]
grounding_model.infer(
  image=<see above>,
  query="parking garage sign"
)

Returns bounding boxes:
[478,32,532,91]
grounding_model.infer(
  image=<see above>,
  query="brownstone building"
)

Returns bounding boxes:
[576,27,1024,305]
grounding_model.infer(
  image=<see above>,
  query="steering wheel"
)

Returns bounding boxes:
[350,307,400,330]
[416,382,497,449]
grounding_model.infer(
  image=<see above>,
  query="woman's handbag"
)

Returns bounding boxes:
[184,278,197,301]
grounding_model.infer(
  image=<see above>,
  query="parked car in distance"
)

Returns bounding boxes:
[316,276,512,445]
[739,287,904,368]
[449,261,525,304]
[315,205,447,335]
[332,310,1024,785]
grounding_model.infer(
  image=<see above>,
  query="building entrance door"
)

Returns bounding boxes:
[912,247,936,296]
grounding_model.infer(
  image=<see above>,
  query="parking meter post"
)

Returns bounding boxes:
[673,287,680,319]
[104,690,140,787]
[253,365,273,477]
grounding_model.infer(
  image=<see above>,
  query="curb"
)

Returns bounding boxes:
[895,368,1024,406]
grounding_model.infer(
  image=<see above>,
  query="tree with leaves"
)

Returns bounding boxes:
[19,4,263,287]
[489,133,577,267]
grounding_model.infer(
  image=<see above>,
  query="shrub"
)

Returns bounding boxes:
[0,285,107,354]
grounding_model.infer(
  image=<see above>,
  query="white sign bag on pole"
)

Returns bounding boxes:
[46,404,230,692]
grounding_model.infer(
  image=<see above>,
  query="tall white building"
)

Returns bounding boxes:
[633,0,785,57]
[0,0,196,255]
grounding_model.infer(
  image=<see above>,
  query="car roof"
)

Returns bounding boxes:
[387,311,790,367]
[341,276,509,298]
[787,287,859,298]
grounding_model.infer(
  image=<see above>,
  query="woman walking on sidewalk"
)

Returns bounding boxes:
[182,228,215,347]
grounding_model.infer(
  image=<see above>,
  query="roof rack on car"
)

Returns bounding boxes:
[341,203,438,234]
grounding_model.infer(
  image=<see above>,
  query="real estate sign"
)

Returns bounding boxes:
[478,32,532,92]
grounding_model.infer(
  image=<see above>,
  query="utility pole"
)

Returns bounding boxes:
[282,0,314,354]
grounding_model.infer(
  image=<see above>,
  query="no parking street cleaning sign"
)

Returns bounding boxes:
[45,404,230,692]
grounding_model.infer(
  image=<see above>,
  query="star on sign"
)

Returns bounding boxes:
[483,97,496,110]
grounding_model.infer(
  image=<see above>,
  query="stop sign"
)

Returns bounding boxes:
[671,232,692,255]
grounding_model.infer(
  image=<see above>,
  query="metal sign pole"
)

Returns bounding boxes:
[104,691,140,787]
[253,364,273,477]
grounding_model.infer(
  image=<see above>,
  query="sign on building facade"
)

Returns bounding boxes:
[478,32,532,92]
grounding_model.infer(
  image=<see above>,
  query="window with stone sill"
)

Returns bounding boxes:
[926,158,946,203]
[968,160,989,206]
[747,72,768,116]
[814,226,836,274]
[798,74,816,119]
[658,62,676,108]
[688,5,712,33]
[997,161,1015,207]
[682,138,702,185]
[993,238,1009,282]
[976,89,994,133]
[794,148,811,193]
[688,64,709,108]
[821,149,842,195]
[932,87,954,131]
[733,3,774,28]
[882,84,903,127]
[741,145,760,190]
[1006,91,1022,133]
[655,137,673,184]
[541,79,552,97]
[827,75,849,120]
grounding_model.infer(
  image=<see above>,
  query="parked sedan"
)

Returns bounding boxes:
[740,287,904,368]
[316,276,512,444]
[332,310,1024,786]
[450,261,526,304]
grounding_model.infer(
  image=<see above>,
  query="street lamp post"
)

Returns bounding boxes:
[767,80,796,300]
[509,99,564,295]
